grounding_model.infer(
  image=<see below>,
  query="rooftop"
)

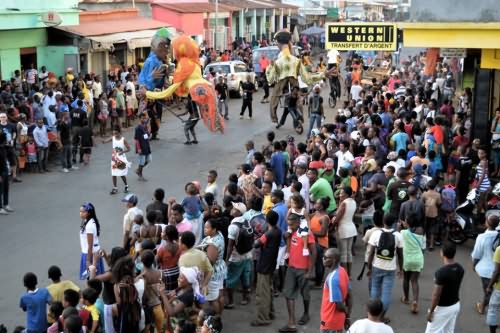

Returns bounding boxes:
[57,15,167,36]
[151,2,239,13]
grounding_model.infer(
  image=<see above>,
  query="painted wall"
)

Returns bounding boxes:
[0,49,21,80]
[1,0,79,10]
[37,45,79,77]
[152,7,204,35]
[78,3,152,17]
[409,0,500,22]
[0,9,79,30]
[0,29,47,49]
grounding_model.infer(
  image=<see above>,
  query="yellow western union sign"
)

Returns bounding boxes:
[325,23,397,51]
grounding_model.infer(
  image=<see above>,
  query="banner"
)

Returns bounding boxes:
[325,23,397,51]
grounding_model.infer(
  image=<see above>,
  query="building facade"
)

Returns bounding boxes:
[0,0,80,79]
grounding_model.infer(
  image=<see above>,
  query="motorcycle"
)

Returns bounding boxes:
[447,188,486,244]
[486,183,500,219]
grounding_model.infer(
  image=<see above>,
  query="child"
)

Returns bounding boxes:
[26,135,37,170]
[79,119,94,165]
[47,302,64,333]
[81,288,100,333]
[98,93,109,137]
[87,279,105,333]
[287,194,310,256]
[261,180,273,215]
[108,89,118,130]
[125,89,134,128]
[20,273,52,333]
[422,180,442,250]
[205,169,219,199]
[181,182,204,244]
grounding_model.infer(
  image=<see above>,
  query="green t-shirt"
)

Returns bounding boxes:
[319,168,335,185]
[310,178,336,212]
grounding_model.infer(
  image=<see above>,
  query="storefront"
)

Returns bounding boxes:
[399,22,500,144]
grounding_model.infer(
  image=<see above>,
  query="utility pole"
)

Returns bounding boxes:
[214,0,218,49]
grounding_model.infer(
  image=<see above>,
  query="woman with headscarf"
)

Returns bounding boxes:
[165,266,204,330]
[79,202,104,280]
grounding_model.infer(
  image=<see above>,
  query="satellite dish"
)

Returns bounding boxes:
[41,11,63,27]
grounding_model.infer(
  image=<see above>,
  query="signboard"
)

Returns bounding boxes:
[327,8,339,19]
[440,48,466,58]
[325,23,397,51]
[41,11,62,27]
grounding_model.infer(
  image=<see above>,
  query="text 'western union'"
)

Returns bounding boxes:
[330,26,388,42]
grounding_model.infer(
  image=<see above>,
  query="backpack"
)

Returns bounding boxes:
[234,219,254,254]
[492,231,500,252]
[441,187,456,212]
[249,213,267,239]
[376,230,396,260]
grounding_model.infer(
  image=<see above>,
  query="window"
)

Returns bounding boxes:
[233,63,247,73]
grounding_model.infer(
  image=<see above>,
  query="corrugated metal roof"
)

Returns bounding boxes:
[56,16,168,36]
[151,2,239,13]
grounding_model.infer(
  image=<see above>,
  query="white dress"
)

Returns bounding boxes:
[111,136,130,177]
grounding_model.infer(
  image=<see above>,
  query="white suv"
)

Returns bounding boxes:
[204,61,257,98]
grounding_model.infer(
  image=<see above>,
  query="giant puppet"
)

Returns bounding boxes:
[140,30,224,133]
[266,29,331,123]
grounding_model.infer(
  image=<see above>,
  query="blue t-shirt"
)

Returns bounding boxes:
[134,124,151,155]
[272,202,288,247]
[182,196,202,220]
[95,298,105,333]
[20,288,51,332]
[270,152,285,186]
[138,52,165,90]
[392,132,408,153]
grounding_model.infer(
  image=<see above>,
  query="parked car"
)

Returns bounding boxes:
[203,61,256,98]
[252,45,302,75]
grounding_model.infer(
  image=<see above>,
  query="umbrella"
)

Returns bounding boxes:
[300,26,325,36]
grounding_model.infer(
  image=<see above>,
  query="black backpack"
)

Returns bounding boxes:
[376,230,396,260]
[492,231,500,252]
[234,219,254,254]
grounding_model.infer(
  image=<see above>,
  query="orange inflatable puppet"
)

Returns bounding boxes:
[145,35,224,133]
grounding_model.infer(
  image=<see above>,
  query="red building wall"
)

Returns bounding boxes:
[152,6,204,36]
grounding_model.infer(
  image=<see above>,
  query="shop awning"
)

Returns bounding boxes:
[56,16,172,49]
[87,29,160,50]
[399,22,500,49]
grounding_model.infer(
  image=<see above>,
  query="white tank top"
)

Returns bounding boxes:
[337,198,357,239]
[112,136,125,151]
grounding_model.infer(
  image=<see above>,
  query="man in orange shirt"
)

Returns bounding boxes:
[221,50,230,62]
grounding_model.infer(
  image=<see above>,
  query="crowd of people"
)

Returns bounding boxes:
[3,31,500,333]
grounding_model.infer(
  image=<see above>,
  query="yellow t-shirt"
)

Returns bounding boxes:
[84,304,100,322]
[494,247,500,290]
[47,280,80,302]
[262,195,273,215]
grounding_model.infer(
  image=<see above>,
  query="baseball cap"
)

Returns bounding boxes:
[239,163,252,173]
[122,193,138,205]
[387,151,398,161]
[231,202,247,214]
[325,158,334,170]
[311,128,320,137]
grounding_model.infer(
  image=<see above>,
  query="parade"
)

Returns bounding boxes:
[1,1,500,333]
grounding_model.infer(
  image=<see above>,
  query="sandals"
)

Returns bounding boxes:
[110,188,118,195]
[411,302,419,314]
[224,303,235,309]
[278,326,297,333]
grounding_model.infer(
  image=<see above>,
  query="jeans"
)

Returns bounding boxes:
[487,289,500,326]
[241,99,253,117]
[60,144,72,169]
[218,98,228,118]
[370,267,395,312]
[314,244,326,285]
[37,147,48,171]
[307,113,322,138]
[0,173,9,208]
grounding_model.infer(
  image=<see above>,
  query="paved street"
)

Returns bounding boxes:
[0,89,484,333]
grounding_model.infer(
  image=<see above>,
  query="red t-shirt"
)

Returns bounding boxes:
[428,125,444,145]
[309,160,325,170]
[320,267,350,330]
[289,231,315,270]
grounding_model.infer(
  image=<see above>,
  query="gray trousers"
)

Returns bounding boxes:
[218,99,228,118]
[255,272,274,323]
